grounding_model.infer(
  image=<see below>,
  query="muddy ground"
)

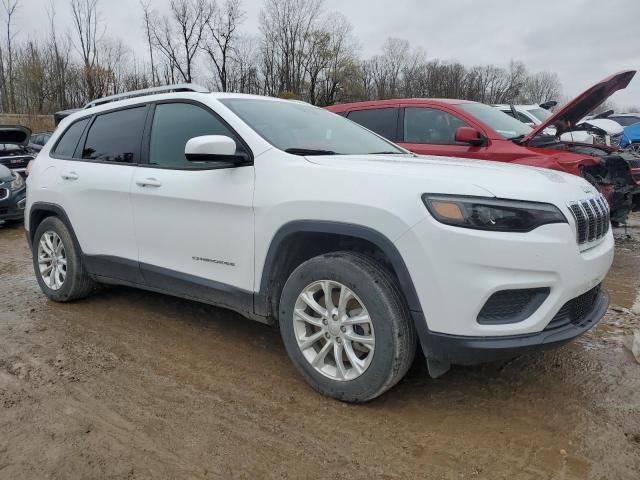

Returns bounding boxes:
[1,217,639,480]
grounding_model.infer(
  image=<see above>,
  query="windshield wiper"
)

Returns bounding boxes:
[368,151,404,154]
[285,148,337,156]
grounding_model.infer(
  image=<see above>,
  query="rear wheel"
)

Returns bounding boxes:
[279,252,416,402]
[32,216,95,302]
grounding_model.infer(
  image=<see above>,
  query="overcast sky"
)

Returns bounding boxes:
[14,0,640,108]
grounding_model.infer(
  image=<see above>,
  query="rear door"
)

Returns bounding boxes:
[50,107,145,280]
[131,101,255,302]
[345,107,400,142]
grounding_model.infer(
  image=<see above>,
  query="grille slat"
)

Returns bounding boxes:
[568,195,610,245]
[544,285,601,331]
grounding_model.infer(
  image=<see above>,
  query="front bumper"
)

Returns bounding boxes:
[412,289,608,366]
[0,187,26,221]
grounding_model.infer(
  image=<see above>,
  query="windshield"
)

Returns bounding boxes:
[220,98,405,155]
[459,103,532,140]
[528,107,553,122]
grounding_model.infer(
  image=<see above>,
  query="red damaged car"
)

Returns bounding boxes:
[327,70,640,223]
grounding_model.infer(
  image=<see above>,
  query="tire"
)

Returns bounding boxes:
[32,216,95,302]
[279,251,416,402]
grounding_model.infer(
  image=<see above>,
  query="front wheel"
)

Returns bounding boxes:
[279,252,416,402]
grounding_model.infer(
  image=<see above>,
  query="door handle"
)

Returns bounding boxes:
[61,172,79,181]
[136,178,162,188]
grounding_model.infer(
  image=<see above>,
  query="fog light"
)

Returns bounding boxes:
[17,198,26,209]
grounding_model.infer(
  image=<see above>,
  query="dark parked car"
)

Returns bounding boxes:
[28,132,52,151]
[0,125,36,176]
[0,163,26,223]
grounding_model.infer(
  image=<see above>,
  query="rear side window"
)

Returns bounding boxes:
[82,107,147,163]
[347,108,398,140]
[148,102,244,168]
[52,119,90,158]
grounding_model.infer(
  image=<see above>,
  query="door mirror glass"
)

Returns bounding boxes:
[185,135,242,162]
[454,127,485,146]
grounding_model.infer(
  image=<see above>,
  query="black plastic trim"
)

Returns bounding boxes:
[416,290,608,366]
[256,220,422,316]
[477,287,550,325]
[84,254,265,323]
[27,202,83,254]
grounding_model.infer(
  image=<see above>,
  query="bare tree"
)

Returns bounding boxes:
[1,0,19,112]
[151,0,213,83]
[70,0,103,101]
[520,71,562,104]
[202,0,244,92]
[140,0,158,86]
[259,0,323,96]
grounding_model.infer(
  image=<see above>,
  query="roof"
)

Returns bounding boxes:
[326,98,477,111]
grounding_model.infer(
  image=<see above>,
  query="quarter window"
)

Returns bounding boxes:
[347,108,398,140]
[149,102,244,168]
[52,118,90,158]
[82,107,147,163]
[404,107,469,145]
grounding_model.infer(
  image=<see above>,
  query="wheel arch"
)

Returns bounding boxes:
[255,221,422,319]
[28,202,83,255]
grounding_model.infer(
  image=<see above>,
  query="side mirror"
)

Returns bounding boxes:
[454,127,485,146]
[185,135,247,164]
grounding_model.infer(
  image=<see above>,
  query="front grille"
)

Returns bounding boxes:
[0,188,8,200]
[477,288,550,325]
[0,208,7,215]
[567,196,609,245]
[544,285,601,331]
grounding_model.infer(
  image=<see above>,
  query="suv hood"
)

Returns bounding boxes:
[0,125,31,146]
[521,70,636,144]
[306,154,596,205]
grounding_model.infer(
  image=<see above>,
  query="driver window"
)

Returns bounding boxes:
[149,102,244,168]
[404,107,469,145]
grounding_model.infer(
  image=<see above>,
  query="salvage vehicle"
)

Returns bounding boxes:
[591,111,640,154]
[495,104,625,148]
[0,163,26,223]
[28,132,52,152]
[0,125,36,176]
[327,71,640,224]
[26,85,613,401]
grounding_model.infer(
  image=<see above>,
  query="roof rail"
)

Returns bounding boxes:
[84,83,209,109]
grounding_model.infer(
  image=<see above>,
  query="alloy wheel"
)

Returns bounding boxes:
[293,280,375,381]
[37,231,67,290]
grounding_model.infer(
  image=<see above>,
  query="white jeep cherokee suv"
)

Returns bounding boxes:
[25,85,614,402]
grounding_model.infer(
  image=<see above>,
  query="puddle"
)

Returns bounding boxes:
[604,241,640,313]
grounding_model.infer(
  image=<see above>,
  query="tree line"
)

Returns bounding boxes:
[0,0,565,116]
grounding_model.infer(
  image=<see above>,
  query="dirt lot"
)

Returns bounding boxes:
[1,217,639,480]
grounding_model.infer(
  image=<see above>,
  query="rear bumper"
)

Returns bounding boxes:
[413,290,608,366]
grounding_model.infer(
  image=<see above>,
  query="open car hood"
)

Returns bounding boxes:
[521,70,636,144]
[0,125,31,146]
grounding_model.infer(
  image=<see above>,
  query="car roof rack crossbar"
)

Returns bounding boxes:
[84,83,209,109]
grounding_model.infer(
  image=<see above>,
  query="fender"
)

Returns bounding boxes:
[255,220,423,316]
[27,202,83,253]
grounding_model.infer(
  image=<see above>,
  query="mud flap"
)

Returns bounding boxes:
[426,357,451,378]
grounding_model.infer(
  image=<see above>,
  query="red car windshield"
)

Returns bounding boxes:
[459,103,532,140]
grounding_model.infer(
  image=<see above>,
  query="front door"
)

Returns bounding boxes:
[130,101,255,308]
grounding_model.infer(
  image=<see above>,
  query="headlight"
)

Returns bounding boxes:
[422,194,567,232]
[10,172,24,190]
